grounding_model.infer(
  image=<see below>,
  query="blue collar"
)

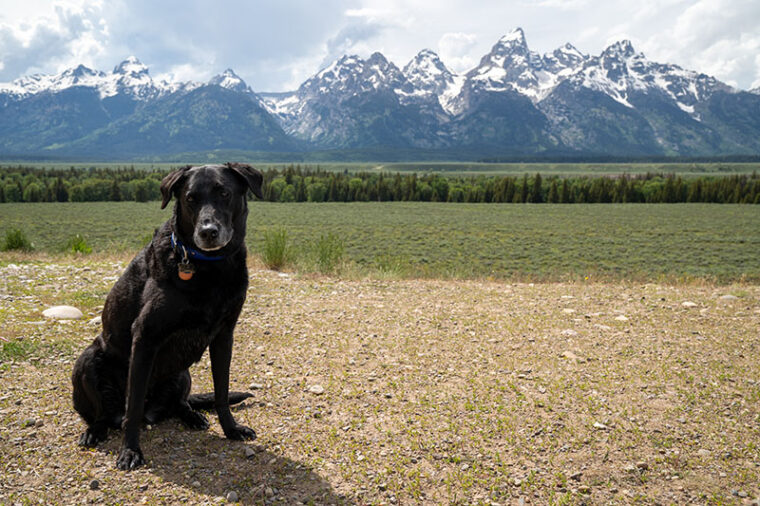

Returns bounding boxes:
[170,232,227,262]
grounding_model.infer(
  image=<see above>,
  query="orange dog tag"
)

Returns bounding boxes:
[178,261,195,280]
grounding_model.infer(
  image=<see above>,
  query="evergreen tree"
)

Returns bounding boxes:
[530,173,543,203]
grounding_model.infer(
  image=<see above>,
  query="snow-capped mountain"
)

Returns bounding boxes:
[2,29,760,159]
[0,56,174,101]
[568,40,730,115]
[208,68,252,94]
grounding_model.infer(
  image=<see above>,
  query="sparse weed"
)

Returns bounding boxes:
[310,232,344,274]
[64,234,93,254]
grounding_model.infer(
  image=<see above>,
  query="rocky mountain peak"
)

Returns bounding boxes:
[209,68,249,93]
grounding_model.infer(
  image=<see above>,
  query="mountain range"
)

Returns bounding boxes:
[2,28,760,160]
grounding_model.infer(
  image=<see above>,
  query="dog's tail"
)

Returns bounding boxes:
[187,392,253,410]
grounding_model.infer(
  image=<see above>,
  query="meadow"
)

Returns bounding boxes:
[1,201,758,281]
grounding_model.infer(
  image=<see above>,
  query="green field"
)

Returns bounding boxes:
[1,202,758,281]
[2,161,760,177]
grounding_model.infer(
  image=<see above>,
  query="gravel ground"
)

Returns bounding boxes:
[1,257,759,505]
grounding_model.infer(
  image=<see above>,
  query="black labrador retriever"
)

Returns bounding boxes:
[72,162,262,470]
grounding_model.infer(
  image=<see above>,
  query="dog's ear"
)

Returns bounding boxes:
[227,162,263,199]
[160,166,191,209]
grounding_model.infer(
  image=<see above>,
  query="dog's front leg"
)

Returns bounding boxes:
[210,329,256,440]
[116,322,159,470]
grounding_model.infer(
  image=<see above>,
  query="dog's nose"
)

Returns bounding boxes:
[198,224,219,242]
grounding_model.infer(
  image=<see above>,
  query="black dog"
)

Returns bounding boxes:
[72,162,262,470]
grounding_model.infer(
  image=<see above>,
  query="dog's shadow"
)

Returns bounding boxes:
[97,415,352,504]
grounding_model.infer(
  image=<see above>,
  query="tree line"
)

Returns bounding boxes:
[1,165,759,204]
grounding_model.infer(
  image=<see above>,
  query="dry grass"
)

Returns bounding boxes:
[1,257,759,505]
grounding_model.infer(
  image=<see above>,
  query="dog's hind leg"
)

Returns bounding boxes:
[72,346,111,447]
[174,370,210,430]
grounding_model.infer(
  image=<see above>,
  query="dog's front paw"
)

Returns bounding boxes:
[116,446,145,470]
[223,423,257,441]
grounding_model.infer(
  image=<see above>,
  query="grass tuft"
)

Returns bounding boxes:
[1,228,33,252]
[259,227,291,271]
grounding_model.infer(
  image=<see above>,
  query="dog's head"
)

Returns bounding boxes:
[160,163,263,252]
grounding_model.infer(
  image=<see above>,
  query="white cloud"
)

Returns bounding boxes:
[0,0,758,91]
[438,32,478,73]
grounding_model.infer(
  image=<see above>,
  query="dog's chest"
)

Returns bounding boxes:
[155,326,217,375]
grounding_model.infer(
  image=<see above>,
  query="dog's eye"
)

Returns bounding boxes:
[186,195,195,203]
[220,190,231,199]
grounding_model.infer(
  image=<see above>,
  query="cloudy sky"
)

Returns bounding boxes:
[1,0,759,91]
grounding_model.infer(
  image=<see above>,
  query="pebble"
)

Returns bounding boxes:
[265,487,275,498]
[307,384,325,395]
[569,471,582,481]
[88,316,102,325]
[561,351,579,360]
[593,422,608,430]
[226,490,239,502]
[560,329,578,337]
[636,461,649,471]
[579,485,591,494]
[614,315,629,321]
[42,305,83,320]
[248,383,265,390]
[244,447,256,459]
[719,294,739,301]
[22,418,36,428]
[192,481,201,488]
[696,448,711,458]
[89,479,100,490]
[681,301,698,308]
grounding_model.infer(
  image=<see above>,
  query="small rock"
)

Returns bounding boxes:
[594,324,612,331]
[42,305,83,320]
[738,491,748,498]
[378,483,387,491]
[22,418,36,428]
[88,316,102,325]
[264,487,275,498]
[307,384,325,395]
[191,481,201,488]
[138,484,149,492]
[593,422,608,430]
[226,490,239,502]
[562,308,576,314]
[636,461,649,471]
[569,471,582,481]
[561,329,578,337]
[623,464,637,473]
[696,448,711,458]
[579,485,591,494]
[561,351,579,360]
[89,479,100,490]
[681,301,698,308]
[719,294,739,301]
[614,315,629,322]
[244,447,256,459]
[248,383,265,390]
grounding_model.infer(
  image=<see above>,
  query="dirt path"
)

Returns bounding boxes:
[1,260,759,504]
